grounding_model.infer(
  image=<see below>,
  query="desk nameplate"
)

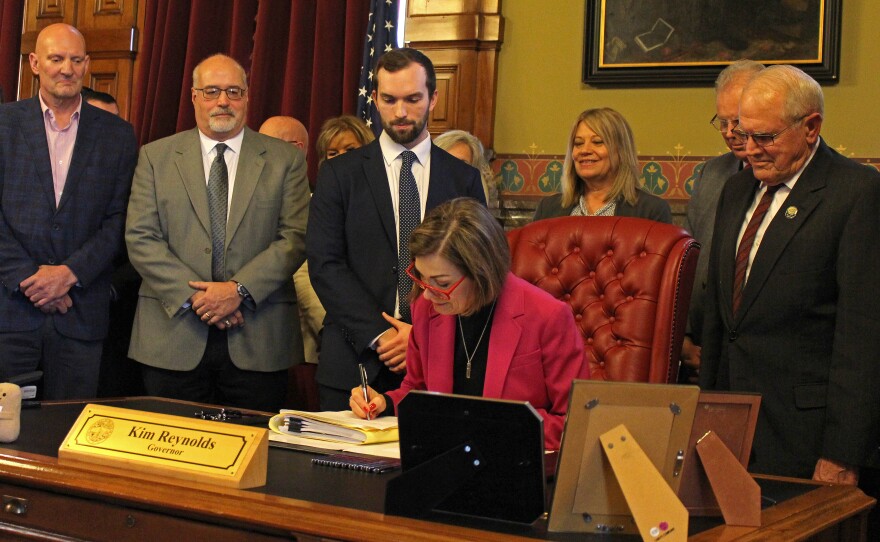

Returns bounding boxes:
[58,404,267,488]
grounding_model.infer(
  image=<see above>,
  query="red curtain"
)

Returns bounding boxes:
[132,0,371,183]
[0,0,25,103]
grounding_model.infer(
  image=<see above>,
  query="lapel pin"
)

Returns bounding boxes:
[784,206,798,219]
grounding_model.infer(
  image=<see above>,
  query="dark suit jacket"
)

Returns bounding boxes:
[386,273,588,450]
[532,190,672,223]
[0,95,137,341]
[683,152,741,341]
[306,138,486,392]
[700,140,880,477]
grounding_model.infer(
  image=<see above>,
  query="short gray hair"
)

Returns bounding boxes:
[744,64,824,122]
[434,130,493,202]
[715,59,765,93]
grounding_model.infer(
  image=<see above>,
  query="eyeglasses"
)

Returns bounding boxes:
[709,114,738,132]
[405,261,466,300]
[731,116,807,147]
[193,87,247,101]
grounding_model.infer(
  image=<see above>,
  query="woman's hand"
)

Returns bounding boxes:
[349,385,387,419]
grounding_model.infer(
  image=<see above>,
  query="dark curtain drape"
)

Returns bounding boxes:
[132,0,371,183]
[0,0,25,103]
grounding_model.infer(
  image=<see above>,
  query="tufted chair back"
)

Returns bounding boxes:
[507,216,699,383]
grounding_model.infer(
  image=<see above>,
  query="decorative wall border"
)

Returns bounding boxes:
[492,152,880,201]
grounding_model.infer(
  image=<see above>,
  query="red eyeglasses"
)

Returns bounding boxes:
[405,261,466,300]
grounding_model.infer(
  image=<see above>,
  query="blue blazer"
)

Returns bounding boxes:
[306,138,486,392]
[0,95,138,341]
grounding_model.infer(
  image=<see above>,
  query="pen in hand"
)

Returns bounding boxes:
[358,363,372,420]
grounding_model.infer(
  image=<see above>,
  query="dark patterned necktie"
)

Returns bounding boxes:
[732,183,782,315]
[207,143,229,282]
[398,150,420,323]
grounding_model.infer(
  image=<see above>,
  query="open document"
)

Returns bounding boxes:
[269,410,400,458]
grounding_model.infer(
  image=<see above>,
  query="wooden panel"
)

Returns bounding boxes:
[79,0,138,31]
[36,0,65,21]
[0,482,288,542]
[405,2,504,149]
[408,0,499,16]
[17,0,138,110]
[87,57,132,119]
[428,65,459,135]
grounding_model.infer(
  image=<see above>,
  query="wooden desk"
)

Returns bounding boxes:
[0,398,872,541]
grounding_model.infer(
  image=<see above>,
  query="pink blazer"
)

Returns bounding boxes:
[387,273,588,450]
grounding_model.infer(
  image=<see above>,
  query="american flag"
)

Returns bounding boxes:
[356,0,400,137]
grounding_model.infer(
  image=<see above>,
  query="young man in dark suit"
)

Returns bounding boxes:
[0,24,137,399]
[700,65,880,487]
[307,48,486,410]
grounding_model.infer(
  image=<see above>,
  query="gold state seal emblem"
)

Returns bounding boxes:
[86,418,114,444]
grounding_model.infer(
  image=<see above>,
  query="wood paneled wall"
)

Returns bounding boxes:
[18,0,139,120]
[16,1,502,135]
[405,0,504,149]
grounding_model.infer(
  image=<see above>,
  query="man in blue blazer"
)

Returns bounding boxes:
[700,65,880,486]
[0,24,137,399]
[307,48,486,410]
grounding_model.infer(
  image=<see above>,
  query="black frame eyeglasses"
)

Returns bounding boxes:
[193,87,247,101]
[709,114,738,132]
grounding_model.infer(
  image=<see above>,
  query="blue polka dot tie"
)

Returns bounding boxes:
[398,150,420,323]
[207,143,228,282]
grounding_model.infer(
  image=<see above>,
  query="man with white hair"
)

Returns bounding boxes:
[681,60,764,381]
[700,65,880,488]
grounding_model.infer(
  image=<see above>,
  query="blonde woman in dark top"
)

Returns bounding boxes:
[533,107,671,223]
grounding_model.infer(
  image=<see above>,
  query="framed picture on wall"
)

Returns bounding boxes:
[583,0,842,86]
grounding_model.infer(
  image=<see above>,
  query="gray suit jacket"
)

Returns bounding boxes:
[683,152,741,340]
[126,127,310,372]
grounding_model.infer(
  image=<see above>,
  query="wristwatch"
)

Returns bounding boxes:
[233,281,252,301]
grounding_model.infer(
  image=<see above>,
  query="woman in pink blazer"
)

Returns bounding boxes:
[350,198,587,449]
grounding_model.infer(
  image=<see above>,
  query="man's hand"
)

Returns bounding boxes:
[39,294,73,314]
[376,312,411,373]
[680,336,702,383]
[813,457,859,485]
[189,281,241,326]
[214,310,246,330]
[20,265,78,307]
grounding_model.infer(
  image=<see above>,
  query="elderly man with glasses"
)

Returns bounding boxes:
[125,54,310,412]
[700,65,880,497]
[680,60,764,383]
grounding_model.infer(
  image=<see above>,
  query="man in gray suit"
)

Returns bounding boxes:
[126,54,309,411]
[680,60,764,380]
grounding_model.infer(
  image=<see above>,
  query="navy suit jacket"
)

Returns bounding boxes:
[306,138,486,392]
[700,140,880,477]
[0,95,137,341]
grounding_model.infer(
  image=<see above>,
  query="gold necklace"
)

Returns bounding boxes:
[457,300,496,379]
